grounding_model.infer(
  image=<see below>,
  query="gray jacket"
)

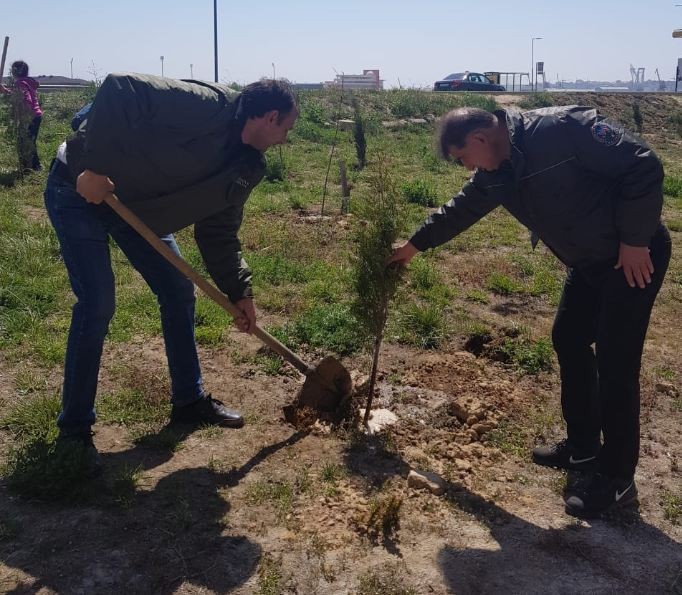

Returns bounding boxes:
[410,106,664,267]
[68,73,265,301]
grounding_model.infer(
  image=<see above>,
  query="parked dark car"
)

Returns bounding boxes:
[433,72,505,92]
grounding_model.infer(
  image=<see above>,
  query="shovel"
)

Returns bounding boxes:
[103,194,352,413]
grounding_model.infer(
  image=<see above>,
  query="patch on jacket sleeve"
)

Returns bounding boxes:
[591,121,622,146]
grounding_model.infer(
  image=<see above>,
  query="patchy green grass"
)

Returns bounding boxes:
[661,492,681,524]
[488,419,529,458]
[246,478,294,520]
[110,464,144,508]
[391,302,448,349]
[320,461,346,483]
[518,92,555,110]
[486,272,524,295]
[270,302,364,355]
[664,175,682,199]
[357,563,417,595]
[0,393,60,441]
[497,334,554,375]
[257,554,285,595]
[401,179,438,207]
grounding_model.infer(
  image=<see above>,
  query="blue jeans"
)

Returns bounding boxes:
[44,171,205,433]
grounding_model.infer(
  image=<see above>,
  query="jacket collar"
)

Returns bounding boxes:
[499,109,526,180]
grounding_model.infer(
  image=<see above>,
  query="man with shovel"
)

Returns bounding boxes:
[389,106,671,518]
[45,73,297,473]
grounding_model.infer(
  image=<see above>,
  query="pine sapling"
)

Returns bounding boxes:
[352,96,367,169]
[352,158,406,427]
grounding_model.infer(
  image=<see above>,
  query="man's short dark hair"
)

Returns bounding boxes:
[239,79,297,123]
[438,108,496,159]
[11,60,29,78]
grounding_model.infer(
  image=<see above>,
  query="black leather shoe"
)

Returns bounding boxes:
[55,430,103,478]
[170,394,244,428]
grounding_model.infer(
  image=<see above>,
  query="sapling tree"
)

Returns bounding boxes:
[352,158,406,427]
[352,96,366,169]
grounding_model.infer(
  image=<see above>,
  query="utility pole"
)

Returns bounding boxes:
[190,63,194,78]
[70,57,73,79]
[160,55,164,77]
[531,37,542,92]
[213,0,218,82]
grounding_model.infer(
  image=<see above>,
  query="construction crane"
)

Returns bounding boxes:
[655,68,666,91]
[630,64,645,89]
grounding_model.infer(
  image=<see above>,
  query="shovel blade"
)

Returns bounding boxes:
[283,356,353,427]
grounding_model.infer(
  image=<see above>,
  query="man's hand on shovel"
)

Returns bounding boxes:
[76,169,115,204]
[233,297,256,333]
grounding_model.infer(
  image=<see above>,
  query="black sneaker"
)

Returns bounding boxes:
[170,394,244,428]
[565,473,638,518]
[532,439,599,472]
[55,430,103,478]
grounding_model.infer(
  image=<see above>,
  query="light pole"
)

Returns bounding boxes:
[272,62,276,80]
[531,37,542,91]
[213,0,218,82]
[70,57,73,79]
[190,63,194,78]
[160,55,164,77]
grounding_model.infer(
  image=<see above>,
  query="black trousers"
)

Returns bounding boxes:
[552,224,672,480]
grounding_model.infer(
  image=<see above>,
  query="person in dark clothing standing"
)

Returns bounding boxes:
[388,106,671,518]
[45,73,297,475]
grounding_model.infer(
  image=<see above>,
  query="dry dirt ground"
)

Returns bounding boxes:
[0,94,680,594]
[0,294,680,593]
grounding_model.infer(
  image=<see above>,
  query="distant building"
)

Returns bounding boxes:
[324,69,383,90]
[291,82,324,90]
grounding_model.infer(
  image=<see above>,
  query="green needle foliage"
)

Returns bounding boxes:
[352,95,367,169]
[352,158,407,425]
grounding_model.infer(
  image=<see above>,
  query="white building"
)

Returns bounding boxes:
[324,69,383,90]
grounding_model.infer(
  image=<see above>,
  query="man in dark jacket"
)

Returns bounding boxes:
[45,73,297,473]
[389,106,671,518]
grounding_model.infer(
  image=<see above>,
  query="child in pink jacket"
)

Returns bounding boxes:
[1,60,43,171]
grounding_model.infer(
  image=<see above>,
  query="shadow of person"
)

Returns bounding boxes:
[0,429,310,594]
[0,466,261,594]
[342,430,682,594]
[438,483,682,594]
[224,429,310,487]
[103,423,202,474]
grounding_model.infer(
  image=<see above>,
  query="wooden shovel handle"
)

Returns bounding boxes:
[103,193,312,375]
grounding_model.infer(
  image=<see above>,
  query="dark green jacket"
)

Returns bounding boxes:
[410,106,664,268]
[69,72,265,301]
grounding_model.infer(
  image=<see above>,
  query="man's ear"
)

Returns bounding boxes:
[470,131,489,146]
[265,110,279,125]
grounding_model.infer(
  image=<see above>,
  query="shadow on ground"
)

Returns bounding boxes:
[343,432,682,594]
[0,426,308,593]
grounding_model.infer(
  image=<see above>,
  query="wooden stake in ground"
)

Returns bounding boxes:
[351,158,406,427]
[0,37,9,85]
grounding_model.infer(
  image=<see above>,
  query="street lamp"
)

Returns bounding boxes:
[213,0,218,82]
[160,55,164,77]
[531,37,542,92]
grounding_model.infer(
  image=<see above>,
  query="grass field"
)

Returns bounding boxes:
[0,88,680,593]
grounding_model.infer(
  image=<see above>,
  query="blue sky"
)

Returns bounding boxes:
[4,0,682,87]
